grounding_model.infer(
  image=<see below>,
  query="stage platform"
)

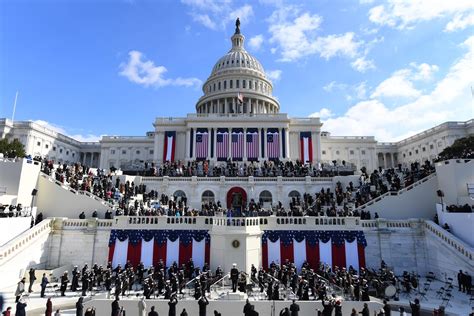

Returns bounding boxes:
[0,278,471,315]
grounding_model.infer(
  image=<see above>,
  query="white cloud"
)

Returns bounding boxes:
[191,13,217,30]
[249,34,264,50]
[323,81,347,92]
[182,0,253,31]
[371,69,421,99]
[33,120,102,142]
[309,108,333,119]
[354,81,368,99]
[370,62,439,99]
[266,69,282,81]
[318,36,474,141]
[313,32,360,60]
[119,50,202,88]
[351,56,375,72]
[368,0,474,30]
[445,13,474,32]
[359,0,375,4]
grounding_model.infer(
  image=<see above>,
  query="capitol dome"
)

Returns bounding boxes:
[196,20,280,115]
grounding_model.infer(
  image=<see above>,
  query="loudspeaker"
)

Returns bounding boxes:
[31,189,38,196]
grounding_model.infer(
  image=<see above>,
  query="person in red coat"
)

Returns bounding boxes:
[45,298,53,316]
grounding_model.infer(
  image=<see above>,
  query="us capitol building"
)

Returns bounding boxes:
[1,23,472,173]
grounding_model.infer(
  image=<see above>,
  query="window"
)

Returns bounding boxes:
[422,147,426,152]
[72,153,75,157]
[361,150,366,155]
[409,152,412,156]
[173,190,186,203]
[201,190,215,204]
[66,151,69,155]
[243,80,246,89]
[122,150,126,155]
[149,150,154,155]
[136,150,140,155]
[218,82,221,90]
[288,190,301,199]
[53,146,56,151]
[224,81,227,89]
[403,154,406,158]
[45,144,49,149]
[230,80,233,89]
[111,150,116,155]
[213,83,216,91]
[415,150,419,154]
[430,144,434,150]
[350,150,354,155]
[60,149,63,153]
[322,150,326,155]
[259,190,272,205]
[236,80,240,88]
[37,141,41,146]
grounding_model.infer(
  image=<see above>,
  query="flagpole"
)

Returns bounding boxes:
[11,91,19,123]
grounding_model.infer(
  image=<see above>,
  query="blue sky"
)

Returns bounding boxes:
[1,0,473,142]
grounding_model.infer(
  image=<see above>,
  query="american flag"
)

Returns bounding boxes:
[231,131,244,160]
[246,130,259,160]
[216,130,229,160]
[267,131,280,159]
[196,132,209,159]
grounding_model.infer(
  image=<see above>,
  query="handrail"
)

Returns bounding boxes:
[0,219,53,263]
[40,172,116,209]
[424,220,473,261]
[355,172,436,211]
[209,273,231,296]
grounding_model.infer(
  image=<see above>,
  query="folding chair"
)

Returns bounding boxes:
[435,287,445,299]
[441,293,452,307]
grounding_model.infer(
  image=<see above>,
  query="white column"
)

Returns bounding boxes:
[278,128,283,159]
[285,128,290,159]
[185,129,191,159]
[243,128,247,161]
[213,128,217,162]
[192,129,196,159]
[263,128,267,159]
[224,98,228,114]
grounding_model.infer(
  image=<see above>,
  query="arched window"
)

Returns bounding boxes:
[288,190,301,199]
[201,190,215,204]
[259,190,272,205]
[173,190,186,203]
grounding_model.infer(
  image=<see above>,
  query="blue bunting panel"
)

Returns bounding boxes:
[262,230,367,247]
[109,230,211,246]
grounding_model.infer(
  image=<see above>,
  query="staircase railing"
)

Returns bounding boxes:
[355,172,436,211]
[40,172,116,209]
[0,218,53,263]
[424,220,473,262]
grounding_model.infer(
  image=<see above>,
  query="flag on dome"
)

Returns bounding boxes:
[237,92,244,104]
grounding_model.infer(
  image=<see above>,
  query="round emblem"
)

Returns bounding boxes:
[232,240,240,248]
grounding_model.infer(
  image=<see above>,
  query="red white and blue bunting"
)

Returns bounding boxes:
[108,230,210,269]
[262,230,366,272]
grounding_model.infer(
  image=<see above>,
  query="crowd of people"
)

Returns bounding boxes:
[151,159,355,178]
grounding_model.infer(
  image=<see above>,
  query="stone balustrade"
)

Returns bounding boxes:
[141,175,333,184]
[424,220,473,262]
[0,219,53,263]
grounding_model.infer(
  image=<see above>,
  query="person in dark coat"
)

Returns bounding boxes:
[359,303,369,316]
[168,295,178,316]
[383,300,391,316]
[243,299,253,316]
[230,264,239,293]
[15,300,27,316]
[409,299,420,316]
[41,273,49,298]
[76,297,84,316]
[289,299,300,316]
[334,300,342,316]
[111,297,121,316]
[45,298,53,316]
[148,306,158,316]
[60,272,69,296]
[198,295,209,316]
[180,309,188,316]
[322,300,334,316]
[28,268,36,293]
[457,270,464,291]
